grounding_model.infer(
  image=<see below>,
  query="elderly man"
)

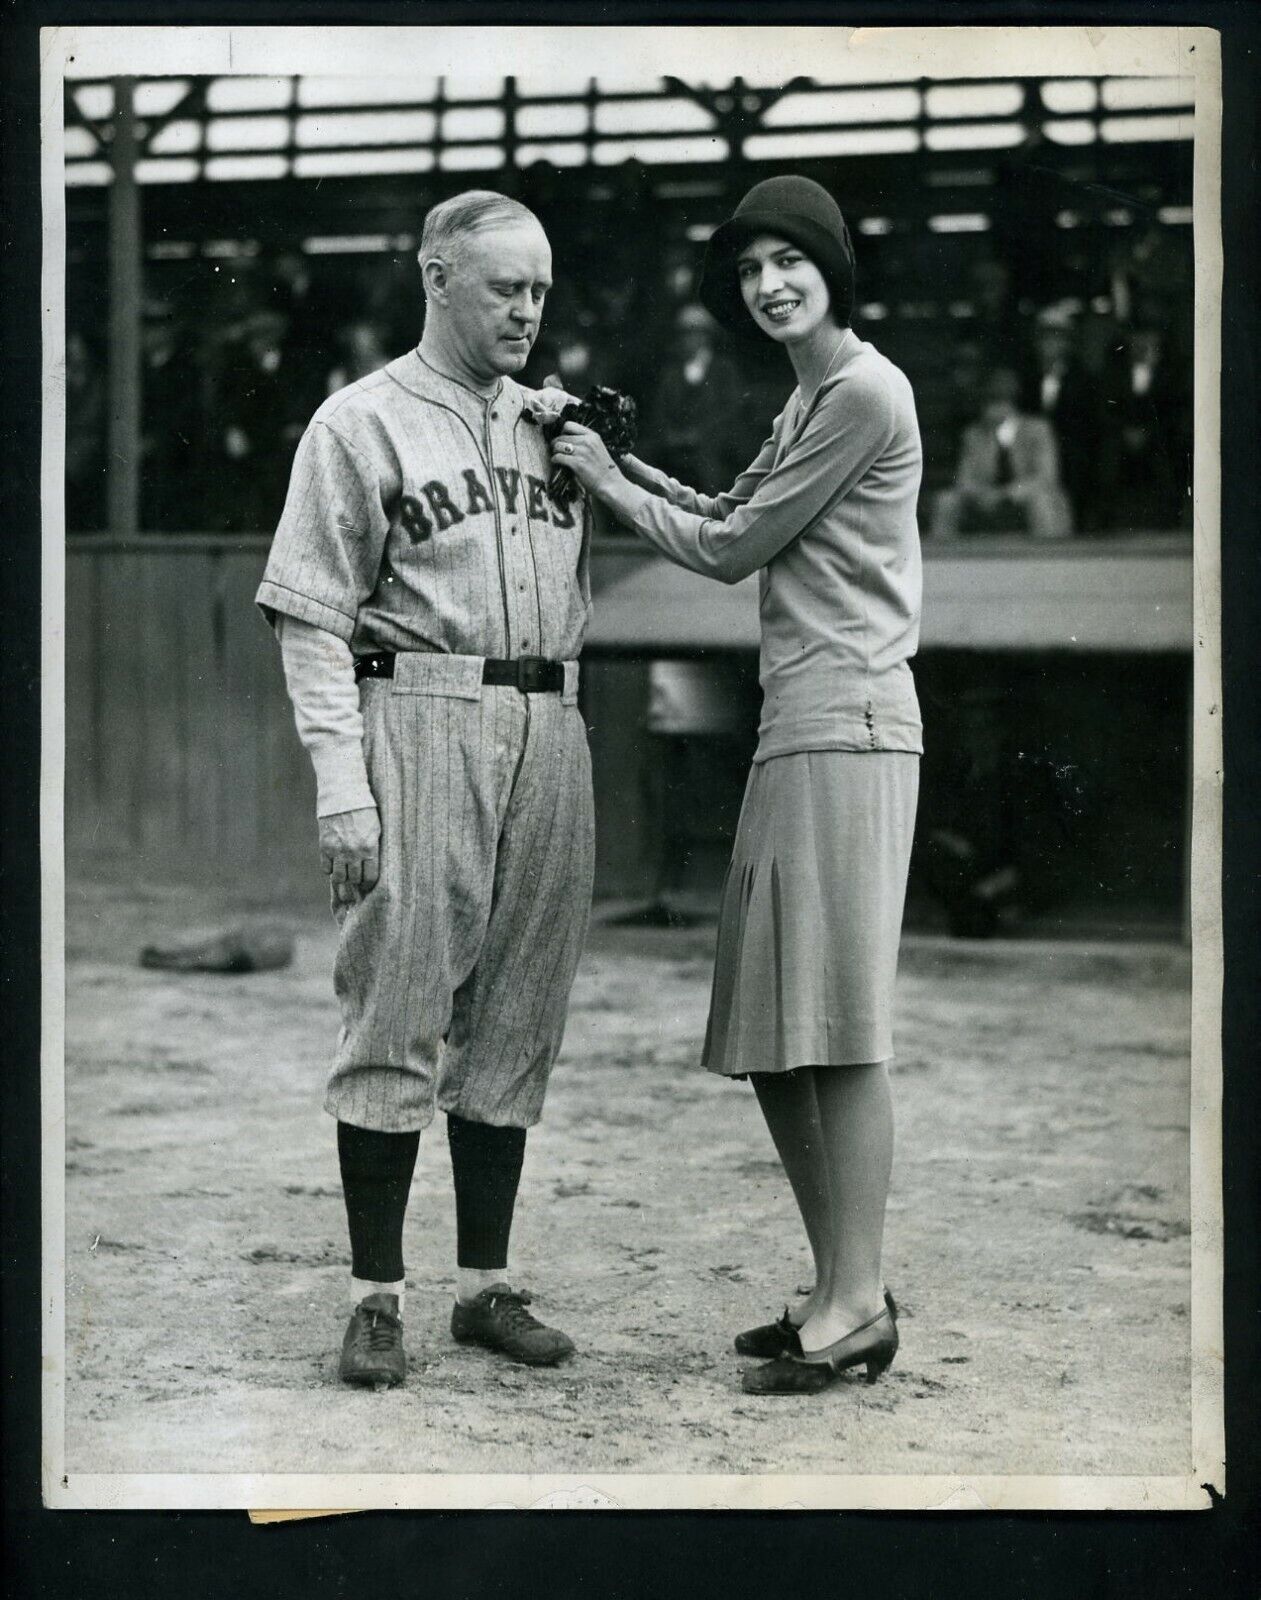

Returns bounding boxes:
[256,191,595,1387]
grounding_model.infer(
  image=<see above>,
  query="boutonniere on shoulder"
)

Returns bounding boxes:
[543,385,639,507]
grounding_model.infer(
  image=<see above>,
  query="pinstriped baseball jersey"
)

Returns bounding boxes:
[256,346,593,661]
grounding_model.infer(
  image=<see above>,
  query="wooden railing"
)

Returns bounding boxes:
[63,533,1193,875]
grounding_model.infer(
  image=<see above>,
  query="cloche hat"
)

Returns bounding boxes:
[698,175,856,331]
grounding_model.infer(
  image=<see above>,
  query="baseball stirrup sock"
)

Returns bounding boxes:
[446,1113,527,1270]
[337,1122,421,1284]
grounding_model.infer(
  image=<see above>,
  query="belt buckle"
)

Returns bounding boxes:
[515,654,548,693]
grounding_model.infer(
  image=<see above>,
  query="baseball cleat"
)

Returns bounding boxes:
[450,1285,575,1367]
[339,1292,406,1389]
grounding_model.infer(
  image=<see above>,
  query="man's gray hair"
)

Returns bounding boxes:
[418,190,541,280]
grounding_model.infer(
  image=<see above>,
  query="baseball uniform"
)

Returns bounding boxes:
[257,348,596,1134]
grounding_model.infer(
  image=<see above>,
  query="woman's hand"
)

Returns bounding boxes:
[551,421,621,495]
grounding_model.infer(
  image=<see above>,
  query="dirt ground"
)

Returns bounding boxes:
[60,871,1193,1484]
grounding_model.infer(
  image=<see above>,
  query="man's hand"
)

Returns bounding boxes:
[319,805,381,908]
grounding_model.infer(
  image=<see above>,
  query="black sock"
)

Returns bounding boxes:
[337,1121,421,1284]
[446,1113,527,1270]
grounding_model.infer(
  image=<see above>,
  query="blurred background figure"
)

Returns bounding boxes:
[207,309,311,534]
[552,329,600,394]
[612,656,759,928]
[1099,321,1192,533]
[614,302,758,925]
[932,366,1072,540]
[324,318,391,393]
[967,252,1029,368]
[641,304,743,494]
[1020,304,1105,535]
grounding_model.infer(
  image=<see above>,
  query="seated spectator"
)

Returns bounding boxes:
[931,367,1072,540]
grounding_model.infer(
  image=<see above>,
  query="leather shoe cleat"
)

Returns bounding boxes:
[339,1292,406,1389]
[451,1285,575,1367]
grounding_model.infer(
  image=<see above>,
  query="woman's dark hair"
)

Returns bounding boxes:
[699,175,856,333]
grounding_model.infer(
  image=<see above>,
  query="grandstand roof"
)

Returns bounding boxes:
[64,72,1194,189]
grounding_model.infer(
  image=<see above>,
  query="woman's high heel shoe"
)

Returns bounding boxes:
[740,1304,898,1395]
[734,1288,898,1359]
[733,1307,801,1359]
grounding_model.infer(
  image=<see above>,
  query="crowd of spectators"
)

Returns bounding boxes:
[65,197,1193,540]
[930,272,1192,539]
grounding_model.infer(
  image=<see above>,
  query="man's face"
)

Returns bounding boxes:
[436,220,553,382]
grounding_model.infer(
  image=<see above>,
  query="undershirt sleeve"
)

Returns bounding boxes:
[277,614,377,818]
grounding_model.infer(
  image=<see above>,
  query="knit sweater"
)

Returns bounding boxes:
[620,329,923,762]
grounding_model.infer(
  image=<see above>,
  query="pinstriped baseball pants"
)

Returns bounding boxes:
[325,660,595,1133]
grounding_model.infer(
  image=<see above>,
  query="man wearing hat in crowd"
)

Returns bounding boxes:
[932,365,1073,540]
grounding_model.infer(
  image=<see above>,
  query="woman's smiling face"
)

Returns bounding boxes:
[736,233,833,343]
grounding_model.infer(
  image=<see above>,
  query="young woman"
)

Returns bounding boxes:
[552,176,922,1395]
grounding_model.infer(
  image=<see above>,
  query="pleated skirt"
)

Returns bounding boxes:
[702,750,920,1078]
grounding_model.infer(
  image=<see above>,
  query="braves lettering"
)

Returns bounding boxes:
[422,480,465,531]
[549,490,576,530]
[399,493,432,542]
[495,467,521,512]
[399,469,581,538]
[525,474,549,521]
[463,468,494,515]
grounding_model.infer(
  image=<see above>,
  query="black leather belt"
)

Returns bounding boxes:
[354,652,565,693]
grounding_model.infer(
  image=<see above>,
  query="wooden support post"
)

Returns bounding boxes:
[107,76,142,538]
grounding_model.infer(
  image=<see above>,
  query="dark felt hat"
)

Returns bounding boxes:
[698,175,856,332]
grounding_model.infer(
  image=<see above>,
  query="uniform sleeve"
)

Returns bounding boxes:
[628,375,896,584]
[620,420,782,520]
[256,420,391,642]
[276,615,377,818]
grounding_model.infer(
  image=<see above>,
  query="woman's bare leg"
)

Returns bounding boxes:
[795,1062,894,1354]
[752,1069,831,1322]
